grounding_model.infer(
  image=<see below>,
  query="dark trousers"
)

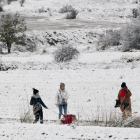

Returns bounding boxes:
[34,109,43,121]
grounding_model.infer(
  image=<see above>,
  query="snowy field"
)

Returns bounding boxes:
[1,52,140,139]
[1,0,140,140]
[1,123,140,140]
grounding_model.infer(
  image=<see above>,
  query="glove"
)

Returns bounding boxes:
[38,102,41,107]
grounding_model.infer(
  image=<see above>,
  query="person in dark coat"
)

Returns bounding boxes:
[30,88,48,124]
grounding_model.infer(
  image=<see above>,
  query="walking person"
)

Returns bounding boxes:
[30,88,48,124]
[118,82,132,119]
[55,83,69,120]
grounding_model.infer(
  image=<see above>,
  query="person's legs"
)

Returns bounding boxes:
[124,104,132,119]
[120,105,124,112]
[34,111,39,123]
[58,105,63,119]
[63,104,67,115]
[124,110,132,118]
[122,103,132,120]
[40,109,43,123]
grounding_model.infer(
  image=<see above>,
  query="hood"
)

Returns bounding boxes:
[32,94,40,99]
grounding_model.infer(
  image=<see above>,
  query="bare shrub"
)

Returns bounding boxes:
[54,45,79,62]
[121,17,140,51]
[19,89,34,123]
[98,30,121,50]
[75,110,125,127]
[20,106,33,123]
[123,115,140,128]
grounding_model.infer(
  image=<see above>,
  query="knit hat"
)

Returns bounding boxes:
[121,82,126,88]
[60,83,65,87]
[33,88,39,95]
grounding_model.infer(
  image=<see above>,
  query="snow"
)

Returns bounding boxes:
[1,52,140,121]
[1,0,140,139]
[1,51,140,139]
[2,0,138,22]
[0,123,140,140]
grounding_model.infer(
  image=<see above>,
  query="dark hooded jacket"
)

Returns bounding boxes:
[30,95,48,109]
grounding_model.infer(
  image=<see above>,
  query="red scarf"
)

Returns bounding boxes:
[119,88,127,98]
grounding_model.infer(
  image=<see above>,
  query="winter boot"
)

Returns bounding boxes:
[40,120,43,124]
[33,120,38,124]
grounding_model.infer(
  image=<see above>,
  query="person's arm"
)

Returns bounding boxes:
[65,91,69,100]
[126,89,132,97]
[40,98,48,109]
[30,97,33,105]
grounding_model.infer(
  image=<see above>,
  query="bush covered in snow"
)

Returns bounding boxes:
[132,8,139,18]
[38,7,48,13]
[54,45,79,62]
[98,12,140,51]
[13,34,37,52]
[20,0,25,7]
[59,5,78,19]
[0,6,3,12]
[98,30,121,50]
[0,63,17,71]
[0,43,2,53]
[7,0,17,5]
[0,0,3,12]
[121,17,140,51]
[59,5,74,13]
[66,10,78,19]
[132,6,140,18]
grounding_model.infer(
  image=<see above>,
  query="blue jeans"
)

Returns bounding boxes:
[58,104,67,119]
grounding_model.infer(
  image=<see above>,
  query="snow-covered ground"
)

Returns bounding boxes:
[1,52,140,120]
[2,0,137,22]
[1,41,140,139]
[1,123,140,140]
